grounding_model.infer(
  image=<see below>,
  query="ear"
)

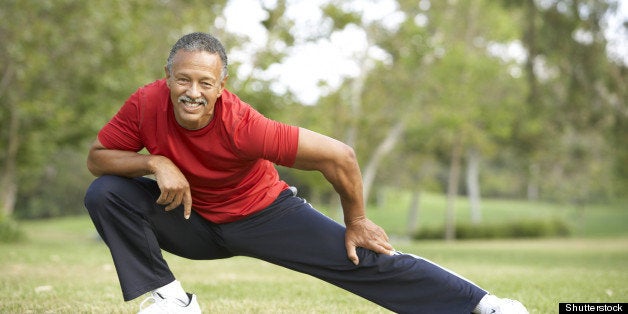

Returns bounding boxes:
[217,75,228,97]
[164,66,171,87]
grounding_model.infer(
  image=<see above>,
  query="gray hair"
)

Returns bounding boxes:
[166,32,228,80]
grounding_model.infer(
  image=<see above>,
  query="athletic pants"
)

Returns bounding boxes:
[84,175,486,313]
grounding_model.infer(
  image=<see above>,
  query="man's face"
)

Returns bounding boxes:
[165,50,226,130]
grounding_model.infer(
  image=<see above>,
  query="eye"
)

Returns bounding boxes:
[176,77,190,85]
[201,81,215,89]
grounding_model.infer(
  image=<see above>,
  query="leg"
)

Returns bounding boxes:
[220,189,486,313]
[84,175,232,301]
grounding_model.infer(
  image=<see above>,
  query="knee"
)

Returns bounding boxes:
[84,175,129,210]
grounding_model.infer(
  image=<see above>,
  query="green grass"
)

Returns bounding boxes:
[1,194,627,313]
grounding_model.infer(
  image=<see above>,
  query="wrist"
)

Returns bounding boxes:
[344,215,366,226]
[146,154,168,175]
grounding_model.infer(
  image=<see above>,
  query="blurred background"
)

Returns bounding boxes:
[1,0,626,240]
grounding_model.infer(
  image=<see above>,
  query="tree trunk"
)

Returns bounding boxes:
[0,110,18,216]
[344,47,369,151]
[523,0,541,202]
[445,138,463,241]
[406,189,421,236]
[524,0,539,107]
[362,121,404,203]
[466,147,482,224]
[527,162,540,200]
[0,65,18,217]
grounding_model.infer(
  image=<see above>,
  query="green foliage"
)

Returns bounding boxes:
[1,0,625,220]
[321,3,362,30]
[16,149,93,219]
[1,0,230,217]
[414,219,571,240]
[503,0,627,200]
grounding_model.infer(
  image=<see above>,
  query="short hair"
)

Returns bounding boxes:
[166,32,228,80]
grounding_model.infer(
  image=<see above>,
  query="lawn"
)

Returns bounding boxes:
[1,195,627,313]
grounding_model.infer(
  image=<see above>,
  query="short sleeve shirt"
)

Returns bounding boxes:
[98,79,299,223]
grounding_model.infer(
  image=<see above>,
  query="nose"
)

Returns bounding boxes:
[186,82,202,99]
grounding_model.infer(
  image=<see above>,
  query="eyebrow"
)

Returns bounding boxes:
[175,72,218,83]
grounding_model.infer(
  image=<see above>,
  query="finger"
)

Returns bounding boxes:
[345,243,359,265]
[364,236,395,255]
[381,244,395,255]
[156,191,170,205]
[374,229,392,251]
[380,240,395,252]
[367,243,391,256]
[164,192,183,211]
[183,190,192,220]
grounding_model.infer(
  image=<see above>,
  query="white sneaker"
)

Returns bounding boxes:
[476,294,529,314]
[138,292,201,314]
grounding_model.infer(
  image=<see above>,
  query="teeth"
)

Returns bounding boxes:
[182,101,202,108]
[178,95,207,108]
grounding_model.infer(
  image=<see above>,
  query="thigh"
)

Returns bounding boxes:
[133,178,233,260]
[151,207,233,260]
[218,190,486,313]
[87,175,232,260]
[220,190,351,268]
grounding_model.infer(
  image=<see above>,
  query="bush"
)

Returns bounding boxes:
[15,148,94,219]
[0,216,26,243]
[414,219,571,240]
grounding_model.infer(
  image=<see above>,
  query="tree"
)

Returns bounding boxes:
[502,0,625,202]
[0,0,228,218]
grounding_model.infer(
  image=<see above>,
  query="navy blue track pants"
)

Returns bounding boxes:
[84,175,486,313]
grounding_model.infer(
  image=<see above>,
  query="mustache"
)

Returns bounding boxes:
[178,95,208,106]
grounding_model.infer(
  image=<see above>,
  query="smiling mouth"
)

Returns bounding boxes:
[178,95,207,110]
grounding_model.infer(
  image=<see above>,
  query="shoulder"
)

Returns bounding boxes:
[220,89,252,112]
[219,89,263,125]
[129,79,170,114]
[137,79,169,99]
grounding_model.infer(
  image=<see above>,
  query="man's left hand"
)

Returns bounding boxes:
[345,217,395,265]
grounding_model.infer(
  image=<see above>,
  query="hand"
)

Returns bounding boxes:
[345,217,395,265]
[152,156,193,219]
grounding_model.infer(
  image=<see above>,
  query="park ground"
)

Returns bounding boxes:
[1,194,627,313]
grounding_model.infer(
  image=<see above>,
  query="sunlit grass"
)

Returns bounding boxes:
[1,193,627,313]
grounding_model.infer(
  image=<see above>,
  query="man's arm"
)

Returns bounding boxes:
[87,139,193,219]
[291,128,394,265]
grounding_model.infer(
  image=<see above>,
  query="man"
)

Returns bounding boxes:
[84,32,528,314]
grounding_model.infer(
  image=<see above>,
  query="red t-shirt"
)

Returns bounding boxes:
[98,79,299,223]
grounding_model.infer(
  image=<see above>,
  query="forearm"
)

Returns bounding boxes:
[292,128,392,263]
[87,139,192,217]
[86,140,163,178]
[324,151,367,225]
[291,128,366,224]
[320,143,394,263]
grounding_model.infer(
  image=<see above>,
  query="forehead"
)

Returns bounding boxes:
[170,50,223,78]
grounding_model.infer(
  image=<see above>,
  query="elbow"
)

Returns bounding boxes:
[86,158,102,177]
[86,151,105,177]
[340,143,358,167]
[86,139,107,177]
[332,143,359,175]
